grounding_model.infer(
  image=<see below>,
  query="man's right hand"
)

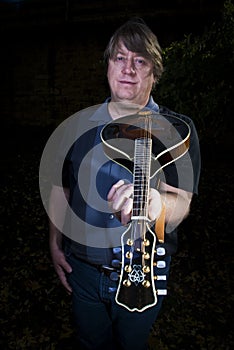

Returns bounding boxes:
[50,245,73,294]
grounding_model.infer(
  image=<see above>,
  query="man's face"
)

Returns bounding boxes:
[107,41,155,107]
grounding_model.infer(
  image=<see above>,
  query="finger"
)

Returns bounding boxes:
[60,273,73,294]
[107,180,125,201]
[56,264,73,294]
[113,184,133,202]
[111,190,132,212]
[112,193,127,212]
[61,260,73,274]
[121,198,133,225]
[54,251,73,273]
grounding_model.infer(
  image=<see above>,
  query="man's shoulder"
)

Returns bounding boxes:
[159,105,193,126]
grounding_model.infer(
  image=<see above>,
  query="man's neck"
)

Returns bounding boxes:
[108,101,145,120]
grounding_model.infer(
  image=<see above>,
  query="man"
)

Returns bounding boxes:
[47,18,200,350]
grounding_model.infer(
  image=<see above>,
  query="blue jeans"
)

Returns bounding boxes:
[64,243,171,350]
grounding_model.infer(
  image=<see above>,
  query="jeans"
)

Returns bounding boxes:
[64,243,171,350]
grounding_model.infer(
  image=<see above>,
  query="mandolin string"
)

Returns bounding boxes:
[143,117,146,261]
[142,115,150,264]
[144,116,152,265]
[133,114,152,264]
[141,117,146,266]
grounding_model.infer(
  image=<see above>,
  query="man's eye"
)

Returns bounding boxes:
[116,56,124,61]
[135,58,145,65]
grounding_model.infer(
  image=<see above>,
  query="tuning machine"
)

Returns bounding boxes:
[123,279,131,287]
[142,265,150,273]
[142,280,151,288]
[153,260,166,268]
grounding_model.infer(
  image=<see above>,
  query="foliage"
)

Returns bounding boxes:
[149,162,233,349]
[155,0,234,144]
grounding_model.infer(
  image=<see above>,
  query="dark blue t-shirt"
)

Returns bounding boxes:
[59,97,201,264]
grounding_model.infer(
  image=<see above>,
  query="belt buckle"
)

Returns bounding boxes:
[101,265,119,281]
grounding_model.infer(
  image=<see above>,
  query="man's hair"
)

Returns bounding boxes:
[104,17,164,81]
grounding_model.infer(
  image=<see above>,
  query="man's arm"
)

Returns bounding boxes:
[158,181,192,233]
[49,185,72,293]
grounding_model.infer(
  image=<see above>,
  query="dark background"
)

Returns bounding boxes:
[0,0,226,126]
[0,1,233,349]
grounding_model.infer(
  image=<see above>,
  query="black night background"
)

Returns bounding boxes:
[0,1,233,349]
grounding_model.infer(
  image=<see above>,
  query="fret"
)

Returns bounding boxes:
[132,135,152,219]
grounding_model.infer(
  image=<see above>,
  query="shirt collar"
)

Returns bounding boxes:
[88,96,159,122]
[145,96,159,113]
[88,101,111,123]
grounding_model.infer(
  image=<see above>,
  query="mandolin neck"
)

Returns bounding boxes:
[131,137,152,222]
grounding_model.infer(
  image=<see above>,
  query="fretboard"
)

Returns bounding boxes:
[132,137,152,220]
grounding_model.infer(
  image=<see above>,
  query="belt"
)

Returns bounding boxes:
[81,261,120,281]
[95,264,120,282]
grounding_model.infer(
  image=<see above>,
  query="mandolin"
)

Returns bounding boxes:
[101,110,190,312]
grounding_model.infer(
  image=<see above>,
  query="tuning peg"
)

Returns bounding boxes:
[109,272,119,281]
[156,247,166,256]
[153,260,166,268]
[143,239,150,246]
[124,265,132,272]
[127,239,133,246]
[142,265,150,273]
[157,289,167,295]
[123,279,131,287]
[153,275,167,280]
[143,252,150,259]
[126,251,133,259]
[113,247,122,254]
[142,280,151,288]
[111,259,121,268]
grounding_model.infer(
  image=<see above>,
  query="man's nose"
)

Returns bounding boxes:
[122,58,136,74]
